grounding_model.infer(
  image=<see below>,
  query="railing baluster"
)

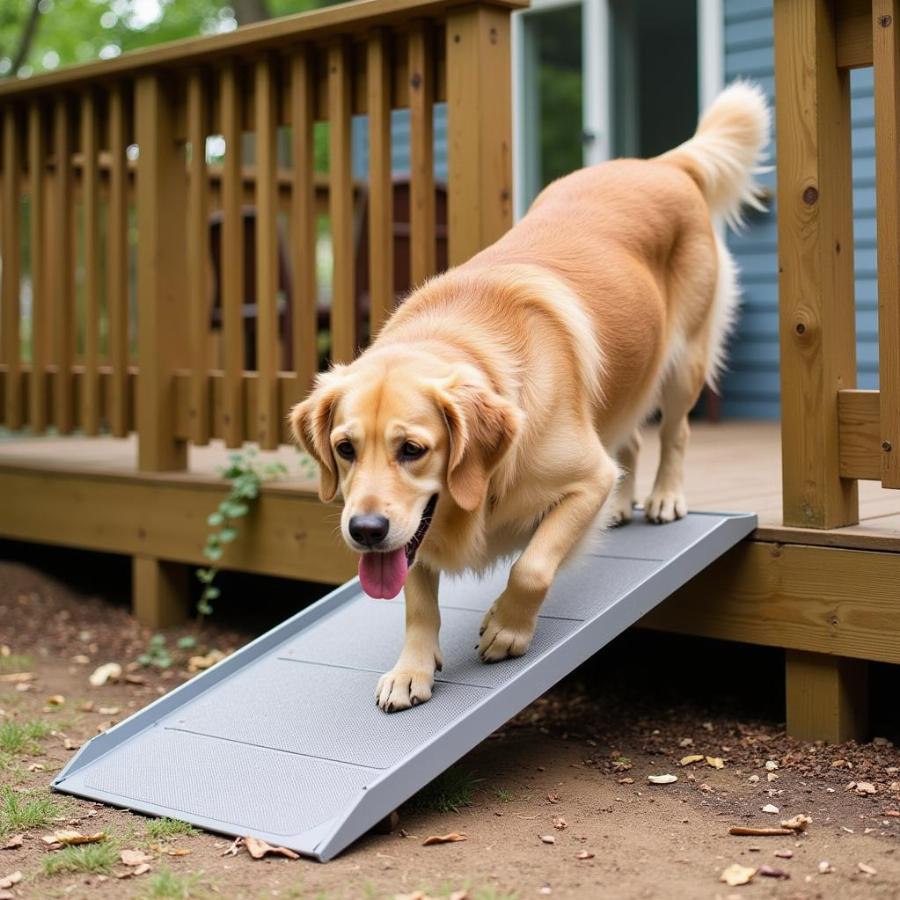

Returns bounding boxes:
[2,108,22,430]
[367,29,394,335]
[187,71,211,445]
[328,40,355,363]
[27,101,47,433]
[409,20,436,285]
[52,97,75,433]
[220,62,245,446]
[255,54,279,450]
[290,47,317,396]
[80,89,100,435]
[873,0,900,489]
[107,83,130,437]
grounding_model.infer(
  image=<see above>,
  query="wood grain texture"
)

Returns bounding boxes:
[641,541,900,666]
[409,19,436,285]
[836,0,874,68]
[1,107,22,430]
[220,62,246,447]
[873,0,900,487]
[51,97,75,433]
[255,54,280,450]
[785,649,868,742]
[133,556,191,628]
[106,83,130,438]
[135,74,188,471]
[774,0,859,528]
[187,71,211,445]
[445,4,513,266]
[328,40,355,363]
[838,389,881,480]
[367,29,394,335]
[80,89,101,435]
[290,48,318,395]
[27,101,47,432]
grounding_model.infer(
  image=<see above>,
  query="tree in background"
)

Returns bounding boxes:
[0,0,333,79]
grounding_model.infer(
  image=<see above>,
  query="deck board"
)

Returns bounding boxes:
[1,421,899,550]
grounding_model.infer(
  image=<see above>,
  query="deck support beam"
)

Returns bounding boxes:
[133,556,191,629]
[785,650,868,743]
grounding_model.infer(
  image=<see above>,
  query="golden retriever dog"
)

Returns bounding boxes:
[291,82,769,712]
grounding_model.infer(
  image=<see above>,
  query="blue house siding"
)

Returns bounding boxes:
[722,0,878,418]
[351,105,448,181]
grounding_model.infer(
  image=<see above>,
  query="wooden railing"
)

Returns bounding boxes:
[775,0,900,528]
[0,0,521,469]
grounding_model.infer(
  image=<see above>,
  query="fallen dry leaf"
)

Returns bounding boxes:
[163,848,191,857]
[552,817,567,830]
[757,865,790,880]
[124,673,146,685]
[120,849,152,867]
[761,804,779,814]
[540,835,556,845]
[648,774,678,784]
[0,673,33,684]
[575,850,595,860]
[77,701,95,712]
[0,836,22,851]
[546,792,560,804]
[858,862,877,876]
[680,755,704,766]
[63,737,81,751]
[14,683,31,693]
[27,763,45,773]
[42,830,106,847]
[88,662,122,687]
[884,810,900,818]
[720,863,756,886]
[115,863,151,879]
[780,814,812,832]
[188,650,225,672]
[706,756,726,770]
[422,833,467,846]
[0,873,22,890]
[243,835,300,860]
[774,850,794,859]
[46,694,65,707]
[764,760,779,771]
[856,782,877,796]
[728,826,793,837]
[0,890,12,899]
[222,837,243,857]
[98,706,120,716]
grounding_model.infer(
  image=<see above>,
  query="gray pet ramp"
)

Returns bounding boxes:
[54,511,755,860]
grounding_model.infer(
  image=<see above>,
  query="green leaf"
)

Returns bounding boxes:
[205,586,221,601]
[197,599,213,617]
[176,636,197,650]
[207,512,224,527]
[137,654,152,667]
[196,568,215,584]
[204,546,223,562]
[149,634,166,648]
[219,528,238,543]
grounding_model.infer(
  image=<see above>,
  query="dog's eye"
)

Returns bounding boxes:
[335,440,355,461]
[399,441,426,461]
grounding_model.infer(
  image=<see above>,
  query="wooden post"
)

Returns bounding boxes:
[785,650,868,743]
[133,556,191,629]
[135,73,188,472]
[446,3,513,266]
[774,0,859,529]
[134,73,190,625]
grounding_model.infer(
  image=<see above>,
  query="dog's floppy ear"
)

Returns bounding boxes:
[435,381,522,512]
[289,367,347,502]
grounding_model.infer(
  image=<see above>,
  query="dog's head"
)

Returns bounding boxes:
[290,351,521,598]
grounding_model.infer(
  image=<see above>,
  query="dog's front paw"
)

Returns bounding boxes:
[375,667,435,713]
[478,605,535,662]
[608,497,635,527]
[644,489,687,524]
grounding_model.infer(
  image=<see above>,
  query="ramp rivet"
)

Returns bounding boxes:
[883,440,893,452]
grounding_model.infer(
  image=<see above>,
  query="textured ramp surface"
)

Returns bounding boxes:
[54,511,755,860]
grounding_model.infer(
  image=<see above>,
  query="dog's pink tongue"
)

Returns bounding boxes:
[359,549,408,599]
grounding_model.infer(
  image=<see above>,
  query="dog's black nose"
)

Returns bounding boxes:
[349,514,390,548]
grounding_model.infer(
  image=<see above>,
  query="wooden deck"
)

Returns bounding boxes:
[2,420,898,552]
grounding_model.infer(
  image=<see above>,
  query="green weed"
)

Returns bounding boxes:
[0,718,51,755]
[0,786,59,837]
[139,866,211,899]
[144,817,197,842]
[42,840,118,876]
[406,766,481,813]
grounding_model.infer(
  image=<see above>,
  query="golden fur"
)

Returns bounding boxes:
[291,82,770,712]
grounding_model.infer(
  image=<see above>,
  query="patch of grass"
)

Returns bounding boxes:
[494,787,513,803]
[139,866,211,899]
[0,653,33,673]
[471,889,518,900]
[42,840,119,876]
[405,766,481,814]
[145,817,198,842]
[0,718,52,755]
[0,785,59,837]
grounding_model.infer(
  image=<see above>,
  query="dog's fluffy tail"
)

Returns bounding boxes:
[660,80,770,231]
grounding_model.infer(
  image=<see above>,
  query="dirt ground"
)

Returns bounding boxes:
[1,548,900,900]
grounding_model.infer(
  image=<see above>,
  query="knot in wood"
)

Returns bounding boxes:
[883,440,893,452]
[879,14,892,27]
[802,186,818,206]
[410,72,422,89]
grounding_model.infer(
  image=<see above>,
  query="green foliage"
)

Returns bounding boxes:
[140,866,211,899]
[0,652,32,673]
[0,718,51,755]
[494,787,513,803]
[42,839,119,876]
[196,448,288,616]
[405,766,481,814]
[0,786,59,837]
[144,817,197,842]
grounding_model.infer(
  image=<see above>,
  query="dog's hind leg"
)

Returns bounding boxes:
[376,565,444,712]
[478,439,619,662]
[609,429,641,526]
[644,347,708,523]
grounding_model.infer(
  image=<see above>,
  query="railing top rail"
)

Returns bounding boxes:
[0,0,526,100]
